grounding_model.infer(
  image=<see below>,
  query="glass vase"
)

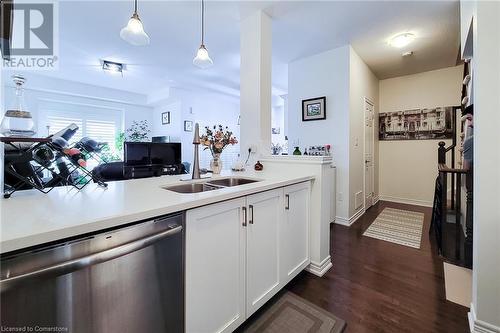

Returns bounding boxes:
[210,153,223,174]
[1,75,35,137]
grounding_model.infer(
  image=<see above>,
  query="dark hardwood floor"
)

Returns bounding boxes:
[285,200,470,333]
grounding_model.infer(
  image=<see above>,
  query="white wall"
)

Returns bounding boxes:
[288,45,379,222]
[152,88,240,170]
[349,46,379,217]
[378,66,463,206]
[1,72,154,139]
[288,45,351,219]
[271,104,285,145]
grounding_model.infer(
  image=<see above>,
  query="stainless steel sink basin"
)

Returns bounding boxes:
[207,177,260,187]
[163,177,260,194]
[164,183,220,194]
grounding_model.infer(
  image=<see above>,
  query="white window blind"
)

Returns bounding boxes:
[47,115,83,144]
[86,119,117,151]
[40,101,123,155]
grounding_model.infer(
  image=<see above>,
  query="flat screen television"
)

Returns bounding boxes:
[150,143,181,165]
[124,143,150,166]
[124,142,181,167]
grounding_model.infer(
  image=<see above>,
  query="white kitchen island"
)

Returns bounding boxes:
[1,160,333,333]
[0,170,312,253]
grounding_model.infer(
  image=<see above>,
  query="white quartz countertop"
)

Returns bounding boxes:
[0,170,314,254]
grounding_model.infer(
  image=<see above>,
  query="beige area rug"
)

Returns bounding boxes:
[363,207,424,249]
[241,292,346,333]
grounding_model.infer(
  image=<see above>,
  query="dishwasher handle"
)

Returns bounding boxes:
[1,225,182,292]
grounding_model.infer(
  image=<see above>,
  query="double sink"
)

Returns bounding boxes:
[164,177,260,194]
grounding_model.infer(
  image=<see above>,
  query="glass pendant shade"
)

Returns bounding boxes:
[193,0,213,69]
[0,75,35,137]
[120,13,150,46]
[193,45,213,69]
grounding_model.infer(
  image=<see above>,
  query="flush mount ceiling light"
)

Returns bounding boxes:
[120,0,150,46]
[102,60,124,74]
[193,0,213,69]
[389,33,415,48]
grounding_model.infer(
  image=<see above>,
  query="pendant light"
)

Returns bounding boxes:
[193,0,213,69]
[120,0,150,46]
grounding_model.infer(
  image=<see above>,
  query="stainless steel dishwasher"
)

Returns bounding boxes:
[0,212,184,333]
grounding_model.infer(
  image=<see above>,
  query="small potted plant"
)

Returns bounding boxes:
[126,120,151,142]
[200,125,238,174]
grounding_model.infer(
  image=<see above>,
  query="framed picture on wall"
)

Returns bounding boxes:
[161,112,170,125]
[378,106,458,140]
[184,120,193,132]
[302,96,326,121]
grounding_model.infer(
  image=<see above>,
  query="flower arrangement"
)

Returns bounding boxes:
[200,125,238,156]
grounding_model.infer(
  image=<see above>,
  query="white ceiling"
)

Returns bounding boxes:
[13,0,460,98]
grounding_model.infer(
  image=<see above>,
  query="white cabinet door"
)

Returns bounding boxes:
[186,197,246,333]
[281,182,310,284]
[246,189,283,317]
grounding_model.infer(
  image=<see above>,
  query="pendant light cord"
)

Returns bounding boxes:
[201,0,205,45]
[134,0,138,14]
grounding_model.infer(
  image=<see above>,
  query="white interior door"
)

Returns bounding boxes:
[364,99,375,208]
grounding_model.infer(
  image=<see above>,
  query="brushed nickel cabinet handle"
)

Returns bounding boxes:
[249,205,254,224]
[242,207,247,227]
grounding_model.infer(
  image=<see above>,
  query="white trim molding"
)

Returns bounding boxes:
[468,303,500,333]
[306,256,333,277]
[379,195,433,207]
[373,195,380,205]
[335,208,365,227]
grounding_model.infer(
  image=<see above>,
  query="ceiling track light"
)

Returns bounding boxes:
[193,0,213,69]
[120,0,150,46]
[102,60,125,76]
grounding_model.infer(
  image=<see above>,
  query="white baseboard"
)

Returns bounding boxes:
[306,256,333,277]
[379,195,433,208]
[335,208,365,227]
[373,195,380,205]
[335,217,351,226]
[469,303,500,333]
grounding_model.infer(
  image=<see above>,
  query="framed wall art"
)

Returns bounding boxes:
[378,106,458,140]
[302,97,326,121]
[161,112,170,125]
[184,120,193,132]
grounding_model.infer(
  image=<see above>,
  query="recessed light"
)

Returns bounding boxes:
[389,33,415,48]
[102,60,124,74]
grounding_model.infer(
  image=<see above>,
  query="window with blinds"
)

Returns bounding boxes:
[41,102,123,157]
[86,119,118,151]
[47,115,84,144]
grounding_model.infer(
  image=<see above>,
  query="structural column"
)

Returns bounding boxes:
[470,0,500,331]
[239,10,272,160]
